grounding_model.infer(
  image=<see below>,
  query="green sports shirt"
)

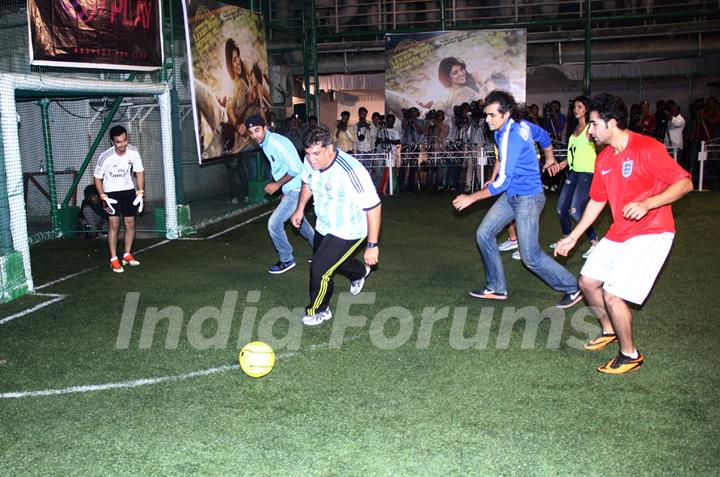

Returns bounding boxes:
[567,125,596,173]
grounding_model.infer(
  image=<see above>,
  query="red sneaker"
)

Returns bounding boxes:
[122,253,140,266]
[110,257,124,273]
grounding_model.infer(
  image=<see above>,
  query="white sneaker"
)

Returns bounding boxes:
[302,309,333,326]
[511,250,521,260]
[350,265,372,295]
[498,239,518,252]
[582,245,596,259]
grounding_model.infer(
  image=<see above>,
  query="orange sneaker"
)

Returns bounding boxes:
[584,333,618,351]
[597,352,644,374]
[122,253,140,266]
[110,257,124,273]
[468,288,507,300]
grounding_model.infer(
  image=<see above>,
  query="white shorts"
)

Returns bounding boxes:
[580,232,674,305]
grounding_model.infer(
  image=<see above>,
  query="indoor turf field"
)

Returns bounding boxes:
[1,192,718,475]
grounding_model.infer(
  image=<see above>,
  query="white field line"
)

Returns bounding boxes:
[205,209,272,239]
[0,334,365,399]
[35,269,94,291]
[0,293,66,325]
[3,210,269,324]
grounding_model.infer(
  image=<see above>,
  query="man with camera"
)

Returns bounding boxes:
[398,107,424,191]
[334,110,355,153]
[354,107,375,155]
[425,109,449,191]
[543,100,567,141]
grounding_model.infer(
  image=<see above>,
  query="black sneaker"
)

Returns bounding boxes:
[556,290,583,309]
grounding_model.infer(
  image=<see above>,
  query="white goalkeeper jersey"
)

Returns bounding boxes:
[93,145,144,193]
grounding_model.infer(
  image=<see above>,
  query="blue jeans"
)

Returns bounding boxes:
[557,171,597,240]
[476,192,579,294]
[268,190,314,263]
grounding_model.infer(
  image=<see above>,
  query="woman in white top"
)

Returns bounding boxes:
[421,57,483,123]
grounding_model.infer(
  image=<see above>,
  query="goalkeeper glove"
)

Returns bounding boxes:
[100,194,117,215]
[133,190,144,213]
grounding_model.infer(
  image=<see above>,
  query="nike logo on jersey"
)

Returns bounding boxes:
[601,169,612,175]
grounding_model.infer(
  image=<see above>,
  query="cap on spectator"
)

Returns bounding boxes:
[245,115,266,129]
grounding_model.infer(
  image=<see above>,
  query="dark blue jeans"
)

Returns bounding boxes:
[556,171,597,241]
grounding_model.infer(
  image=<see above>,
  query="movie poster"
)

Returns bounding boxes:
[27,0,163,70]
[181,0,270,164]
[385,30,526,123]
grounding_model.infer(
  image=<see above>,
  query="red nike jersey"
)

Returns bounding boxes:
[590,131,690,242]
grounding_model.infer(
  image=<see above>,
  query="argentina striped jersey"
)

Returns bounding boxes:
[302,149,380,240]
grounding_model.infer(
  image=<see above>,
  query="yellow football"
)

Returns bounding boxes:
[239,341,275,378]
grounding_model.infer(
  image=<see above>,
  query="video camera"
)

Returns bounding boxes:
[469,100,484,122]
[356,119,370,142]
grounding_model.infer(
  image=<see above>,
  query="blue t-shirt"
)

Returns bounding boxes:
[259,130,304,194]
[487,119,544,197]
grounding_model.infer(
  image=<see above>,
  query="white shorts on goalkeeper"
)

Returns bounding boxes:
[580,232,674,305]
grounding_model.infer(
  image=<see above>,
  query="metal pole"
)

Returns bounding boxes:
[302,1,312,114]
[168,0,185,204]
[387,151,394,195]
[698,141,705,192]
[0,120,13,254]
[40,98,61,232]
[311,0,320,118]
[440,0,446,31]
[584,0,592,96]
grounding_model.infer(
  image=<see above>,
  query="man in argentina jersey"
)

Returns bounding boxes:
[291,126,382,326]
[453,90,582,309]
[93,125,145,274]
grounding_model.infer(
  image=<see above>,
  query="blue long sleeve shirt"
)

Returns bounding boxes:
[259,130,304,194]
[487,119,545,197]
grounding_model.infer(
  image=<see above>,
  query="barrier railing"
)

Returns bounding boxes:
[698,138,720,192]
[355,147,494,195]
[352,145,682,195]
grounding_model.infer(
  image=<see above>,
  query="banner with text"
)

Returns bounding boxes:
[181,0,270,164]
[28,0,163,70]
[385,30,526,124]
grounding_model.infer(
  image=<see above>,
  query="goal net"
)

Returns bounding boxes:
[0,73,178,300]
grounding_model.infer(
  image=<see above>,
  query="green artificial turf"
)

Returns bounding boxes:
[1,192,718,475]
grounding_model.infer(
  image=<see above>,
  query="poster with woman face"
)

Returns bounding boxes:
[181,1,271,164]
[385,30,526,124]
